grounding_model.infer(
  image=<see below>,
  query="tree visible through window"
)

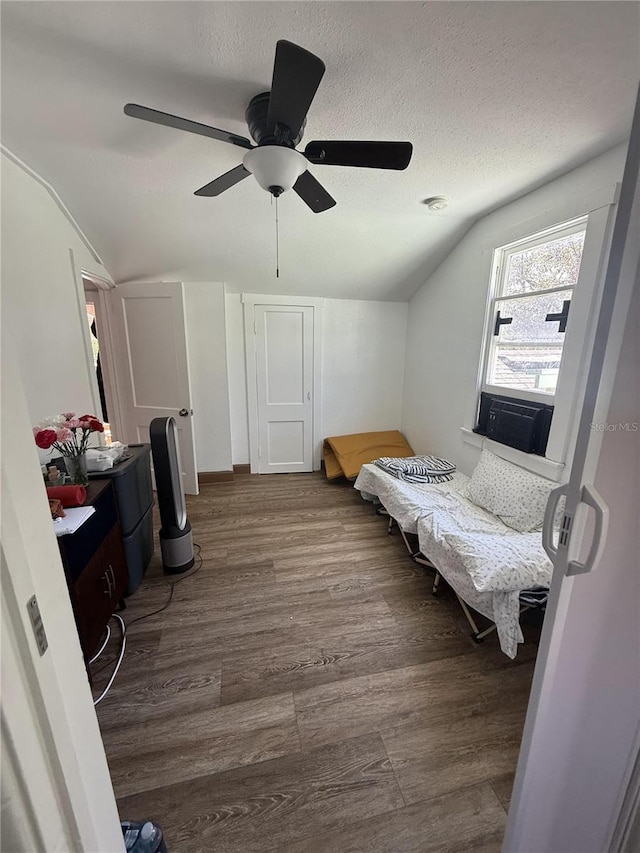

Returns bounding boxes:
[486,221,586,396]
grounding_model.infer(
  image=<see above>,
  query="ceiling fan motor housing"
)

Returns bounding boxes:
[245,91,306,146]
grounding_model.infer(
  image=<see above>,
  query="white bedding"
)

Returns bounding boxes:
[354,463,552,658]
[354,464,470,534]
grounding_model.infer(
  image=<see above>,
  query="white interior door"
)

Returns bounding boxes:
[1,350,124,852]
[108,281,198,494]
[504,98,640,852]
[254,303,314,474]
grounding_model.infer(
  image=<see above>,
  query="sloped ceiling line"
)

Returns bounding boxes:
[1,145,105,267]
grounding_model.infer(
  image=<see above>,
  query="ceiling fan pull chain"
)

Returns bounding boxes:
[275,194,280,279]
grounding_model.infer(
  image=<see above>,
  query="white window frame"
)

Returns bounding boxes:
[470,190,619,476]
[482,215,588,405]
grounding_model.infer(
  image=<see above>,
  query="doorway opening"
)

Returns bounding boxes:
[84,299,111,438]
[82,273,117,442]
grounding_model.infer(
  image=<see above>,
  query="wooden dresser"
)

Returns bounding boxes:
[57,480,128,661]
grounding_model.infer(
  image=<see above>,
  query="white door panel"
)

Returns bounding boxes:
[267,420,306,465]
[108,281,198,493]
[255,304,313,474]
[123,296,182,406]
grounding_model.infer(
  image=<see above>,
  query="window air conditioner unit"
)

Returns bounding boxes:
[475,392,553,455]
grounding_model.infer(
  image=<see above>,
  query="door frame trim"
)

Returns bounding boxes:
[71,251,126,443]
[242,294,323,474]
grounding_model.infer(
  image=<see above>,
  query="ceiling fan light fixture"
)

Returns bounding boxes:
[243,146,306,195]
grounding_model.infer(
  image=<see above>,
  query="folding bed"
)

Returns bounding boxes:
[354,450,555,658]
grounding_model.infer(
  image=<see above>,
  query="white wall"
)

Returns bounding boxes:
[184,281,233,473]
[402,144,627,475]
[224,293,409,466]
[321,298,408,438]
[1,152,112,426]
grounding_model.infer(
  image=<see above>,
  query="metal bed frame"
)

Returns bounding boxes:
[375,505,543,645]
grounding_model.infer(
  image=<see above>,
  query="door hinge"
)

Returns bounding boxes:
[258,446,261,458]
[254,321,257,335]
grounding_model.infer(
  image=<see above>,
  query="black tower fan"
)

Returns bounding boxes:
[150,416,194,574]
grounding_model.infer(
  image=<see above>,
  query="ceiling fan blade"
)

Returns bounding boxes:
[293,170,336,213]
[267,41,325,139]
[194,165,251,196]
[124,103,254,150]
[304,141,413,170]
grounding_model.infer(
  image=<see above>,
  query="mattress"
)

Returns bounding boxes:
[354,463,552,658]
[416,495,552,658]
[323,431,414,480]
[354,463,470,533]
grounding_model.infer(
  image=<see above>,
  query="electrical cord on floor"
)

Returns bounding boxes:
[89,622,111,664]
[90,544,203,704]
[93,614,126,706]
[124,582,175,630]
[124,542,203,629]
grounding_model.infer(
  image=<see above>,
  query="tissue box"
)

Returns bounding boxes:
[86,444,126,472]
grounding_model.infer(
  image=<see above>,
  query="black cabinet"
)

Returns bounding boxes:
[58,480,128,661]
[89,444,154,595]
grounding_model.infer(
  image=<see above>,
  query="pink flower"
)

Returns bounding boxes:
[65,418,81,428]
[35,429,57,449]
[61,412,75,420]
[56,427,73,442]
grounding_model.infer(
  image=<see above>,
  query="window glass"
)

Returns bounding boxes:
[504,231,585,296]
[484,221,586,398]
[496,291,572,344]
[490,343,565,394]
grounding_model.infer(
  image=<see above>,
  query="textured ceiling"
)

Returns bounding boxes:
[1,1,638,300]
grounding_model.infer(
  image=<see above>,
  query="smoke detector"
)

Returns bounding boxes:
[423,196,449,211]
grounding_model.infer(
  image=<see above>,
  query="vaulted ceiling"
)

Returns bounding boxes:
[2,1,638,300]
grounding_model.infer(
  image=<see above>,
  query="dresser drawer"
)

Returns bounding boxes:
[59,486,118,581]
[73,546,113,658]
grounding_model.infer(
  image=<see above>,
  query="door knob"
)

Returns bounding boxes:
[179,408,191,417]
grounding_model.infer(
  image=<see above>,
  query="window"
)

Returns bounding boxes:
[484,218,587,399]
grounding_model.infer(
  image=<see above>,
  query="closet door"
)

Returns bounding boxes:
[254,304,314,474]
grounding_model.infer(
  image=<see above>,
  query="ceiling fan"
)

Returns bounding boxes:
[124,40,413,213]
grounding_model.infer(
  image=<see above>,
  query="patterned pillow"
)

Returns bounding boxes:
[467,449,555,533]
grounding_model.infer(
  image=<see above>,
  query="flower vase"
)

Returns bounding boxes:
[64,453,89,486]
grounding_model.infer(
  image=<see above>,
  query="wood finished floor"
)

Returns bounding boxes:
[93,472,542,853]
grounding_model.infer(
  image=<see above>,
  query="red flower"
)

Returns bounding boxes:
[35,429,57,449]
[78,415,104,432]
